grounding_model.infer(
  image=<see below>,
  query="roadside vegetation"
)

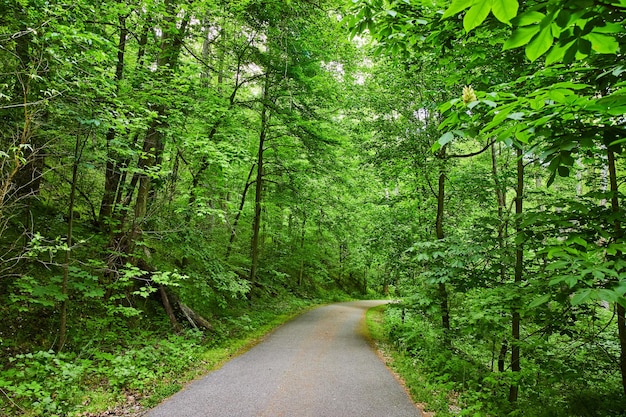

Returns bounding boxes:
[368,302,626,417]
[1,0,625,415]
[1,293,351,416]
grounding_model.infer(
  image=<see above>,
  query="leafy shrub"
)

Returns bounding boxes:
[0,350,91,416]
[0,329,204,416]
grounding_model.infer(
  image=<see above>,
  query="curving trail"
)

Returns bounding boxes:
[146,300,421,417]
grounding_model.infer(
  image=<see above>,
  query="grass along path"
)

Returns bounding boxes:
[0,296,338,417]
[365,303,453,417]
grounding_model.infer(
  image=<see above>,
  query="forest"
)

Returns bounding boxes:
[0,0,625,416]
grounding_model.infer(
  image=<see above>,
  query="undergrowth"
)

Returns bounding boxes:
[0,294,330,417]
[367,303,626,417]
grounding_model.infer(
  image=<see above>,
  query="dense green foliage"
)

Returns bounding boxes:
[1,0,625,415]
[0,0,371,414]
[0,295,330,416]
[350,0,626,415]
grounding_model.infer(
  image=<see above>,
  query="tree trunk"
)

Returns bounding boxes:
[159,285,181,333]
[435,148,451,341]
[250,73,271,284]
[9,17,44,200]
[298,213,307,286]
[226,165,255,259]
[491,143,508,282]
[58,126,86,351]
[607,147,626,396]
[130,1,189,245]
[491,143,511,374]
[509,146,524,403]
[498,339,508,372]
[99,10,128,229]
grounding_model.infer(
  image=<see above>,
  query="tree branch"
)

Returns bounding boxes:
[448,139,496,158]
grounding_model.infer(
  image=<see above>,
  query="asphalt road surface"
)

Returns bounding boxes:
[146,300,421,417]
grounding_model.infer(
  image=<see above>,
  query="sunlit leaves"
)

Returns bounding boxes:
[441,0,474,19]
[544,240,626,308]
[463,1,492,32]
[442,0,626,62]
[585,33,619,54]
[524,24,554,61]
[503,25,540,50]
[442,0,520,31]
[491,0,519,24]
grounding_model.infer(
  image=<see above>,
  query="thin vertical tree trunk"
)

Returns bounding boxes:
[58,128,86,351]
[298,213,307,286]
[509,146,524,402]
[107,19,148,221]
[250,73,271,284]
[131,1,189,243]
[435,148,451,341]
[10,15,44,199]
[99,10,128,228]
[491,142,510,371]
[607,147,626,396]
[226,164,255,259]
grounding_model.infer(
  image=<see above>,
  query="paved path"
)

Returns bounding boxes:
[146,300,421,417]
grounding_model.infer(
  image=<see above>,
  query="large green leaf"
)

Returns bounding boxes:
[528,294,551,308]
[464,1,492,32]
[491,0,519,24]
[442,0,476,19]
[432,131,455,151]
[571,288,592,305]
[584,33,620,54]
[503,25,541,50]
[544,39,576,65]
[593,22,626,34]
[515,10,545,26]
[525,24,554,61]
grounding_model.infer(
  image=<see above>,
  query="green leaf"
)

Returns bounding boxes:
[514,10,545,26]
[507,112,525,120]
[525,25,554,61]
[594,92,626,116]
[598,289,619,303]
[578,37,592,55]
[593,22,626,34]
[432,131,455,152]
[563,40,580,63]
[555,10,571,27]
[584,33,619,54]
[551,81,590,90]
[545,39,576,65]
[442,0,476,19]
[529,97,546,110]
[439,98,459,113]
[515,128,533,142]
[528,294,551,308]
[565,236,588,247]
[491,0,518,24]
[503,25,540,50]
[464,1,492,32]
[571,289,592,305]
